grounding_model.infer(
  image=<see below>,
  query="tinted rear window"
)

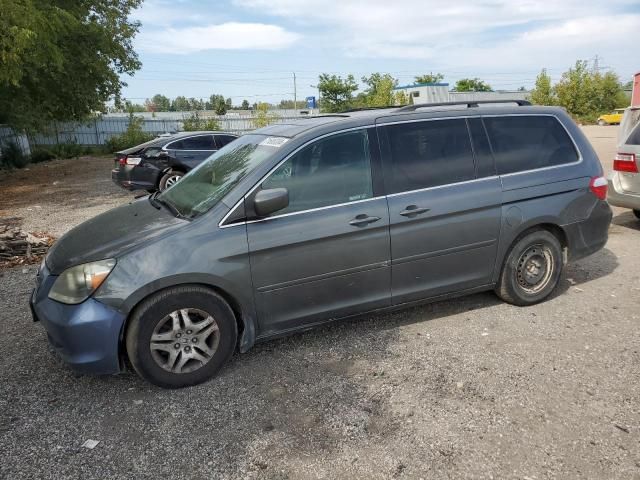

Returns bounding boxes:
[381,118,475,193]
[484,115,579,175]
[626,123,640,145]
[168,135,215,150]
[216,135,237,148]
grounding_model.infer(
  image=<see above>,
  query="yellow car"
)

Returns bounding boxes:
[597,108,625,125]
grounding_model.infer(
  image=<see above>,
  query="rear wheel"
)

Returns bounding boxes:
[496,230,563,306]
[597,119,608,126]
[158,169,184,191]
[126,286,237,388]
[633,209,640,220]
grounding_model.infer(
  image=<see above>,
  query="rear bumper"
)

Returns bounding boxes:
[563,200,612,262]
[30,266,125,375]
[607,174,640,210]
[111,165,160,192]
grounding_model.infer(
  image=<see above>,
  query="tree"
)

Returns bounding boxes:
[182,111,220,131]
[360,73,398,107]
[394,90,408,106]
[415,72,444,84]
[241,99,250,110]
[254,103,278,128]
[150,94,171,112]
[317,74,358,112]
[207,94,227,115]
[530,69,556,106]
[225,97,232,110]
[0,0,142,131]
[171,96,191,112]
[453,78,492,92]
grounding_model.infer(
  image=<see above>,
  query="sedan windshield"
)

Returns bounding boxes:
[158,134,280,218]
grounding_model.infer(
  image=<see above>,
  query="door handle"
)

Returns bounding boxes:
[399,205,430,217]
[349,214,381,227]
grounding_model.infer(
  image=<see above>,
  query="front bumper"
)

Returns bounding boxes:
[30,264,125,375]
[607,174,640,211]
[563,200,612,262]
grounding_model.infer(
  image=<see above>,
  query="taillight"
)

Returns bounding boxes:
[613,153,638,173]
[118,155,142,166]
[589,176,608,200]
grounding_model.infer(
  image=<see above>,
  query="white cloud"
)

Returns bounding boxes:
[137,22,301,54]
[233,0,640,78]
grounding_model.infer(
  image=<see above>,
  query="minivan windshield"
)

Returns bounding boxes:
[158,134,279,218]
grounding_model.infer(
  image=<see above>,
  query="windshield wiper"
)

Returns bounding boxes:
[149,192,184,218]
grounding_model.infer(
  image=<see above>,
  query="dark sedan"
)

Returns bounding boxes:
[111,131,238,192]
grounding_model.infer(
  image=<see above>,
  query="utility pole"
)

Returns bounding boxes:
[293,72,297,110]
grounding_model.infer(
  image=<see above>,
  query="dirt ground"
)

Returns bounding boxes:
[0,127,639,480]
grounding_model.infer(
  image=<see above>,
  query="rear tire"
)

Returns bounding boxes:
[158,169,184,191]
[126,286,237,388]
[597,119,608,126]
[633,210,640,220]
[495,230,563,306]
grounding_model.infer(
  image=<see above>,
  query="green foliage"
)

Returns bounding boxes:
[317,74,358,112]
[0,141,28,169]
[530,69,556,106]
[171,96,191,112]
[253,103,278,128]
[29,147,55,163]
[554,60,628,123]
[104,114,153,152]
[414,72,444,84]
[207,94,227,115]
[241,99,250,110]
[454,78,492,92]
[359,73,398,108]
[182,112,221,131]
[48,141,86,159]
[394,90,408,106]
[148,94,171,112]
[0,0,143,132]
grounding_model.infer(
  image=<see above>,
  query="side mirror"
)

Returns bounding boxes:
[254,188,289,217]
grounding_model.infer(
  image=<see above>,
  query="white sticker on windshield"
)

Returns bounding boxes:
[259,137,289,148]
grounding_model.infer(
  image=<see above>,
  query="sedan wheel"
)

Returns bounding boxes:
[159,170,183,191]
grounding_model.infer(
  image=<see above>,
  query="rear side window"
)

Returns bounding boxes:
[261,130,373,215]
[215,135,237,148]
[380,119,475,193]
[484,116,579,175]
[168,135,215,150]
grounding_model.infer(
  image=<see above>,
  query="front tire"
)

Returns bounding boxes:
[126,286,237,388]
[597,119,608,126]
[158,169,184,191]
[495,230,563,306]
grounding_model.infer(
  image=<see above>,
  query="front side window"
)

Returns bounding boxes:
[484,116,579,175]
[381,118,475,194]
[216,135,238,148]
[260,130,373,215]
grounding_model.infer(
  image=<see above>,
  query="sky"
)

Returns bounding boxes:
[122,0,640,105]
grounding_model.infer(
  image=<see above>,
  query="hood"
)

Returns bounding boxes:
[46,198,187,274]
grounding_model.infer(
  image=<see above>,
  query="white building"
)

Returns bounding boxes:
[393,82,529,105]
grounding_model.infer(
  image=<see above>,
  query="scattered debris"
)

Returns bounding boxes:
[614,424,630,434]
[133,400,143,405]
[0,217,55,269]
[81,439,100,449]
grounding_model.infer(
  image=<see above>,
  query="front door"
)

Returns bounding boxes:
[378,117,502,305]
[246,129,391,337]
[167,135,217,170]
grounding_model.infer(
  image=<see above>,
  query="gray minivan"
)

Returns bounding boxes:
[31,101,612,388]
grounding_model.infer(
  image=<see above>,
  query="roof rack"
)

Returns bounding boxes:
[395,99,531,112]
[341,106,398,113]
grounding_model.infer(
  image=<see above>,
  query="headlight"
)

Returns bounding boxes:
[48,259,116,304]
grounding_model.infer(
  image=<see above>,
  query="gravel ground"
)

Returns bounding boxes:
[0,127,639,479]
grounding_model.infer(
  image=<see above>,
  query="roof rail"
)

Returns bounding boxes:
[395,99,531,112]
[341,106,398,113]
